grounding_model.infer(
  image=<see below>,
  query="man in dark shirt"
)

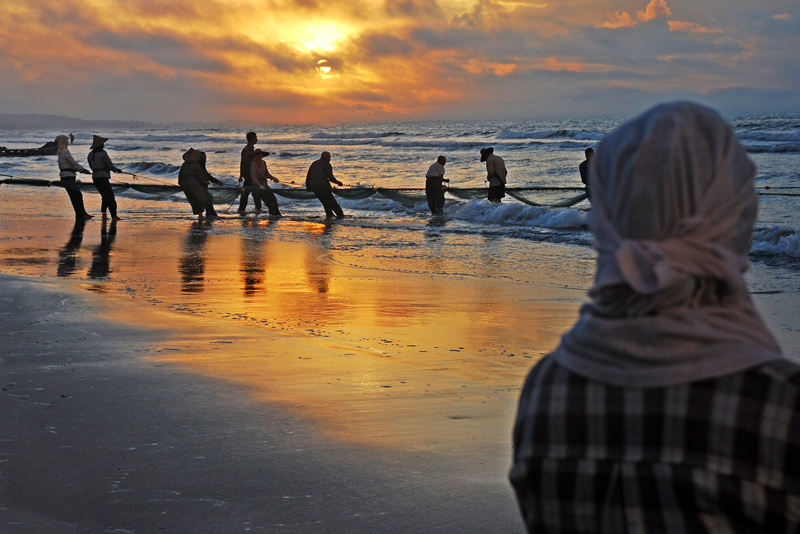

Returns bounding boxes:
[579,147,594,198]
[306,151,344,219]
[238,131,262,213]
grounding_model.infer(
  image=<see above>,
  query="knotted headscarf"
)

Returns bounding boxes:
[552,102,782,387]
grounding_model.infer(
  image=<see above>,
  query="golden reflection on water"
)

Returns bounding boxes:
[0,217,583,451]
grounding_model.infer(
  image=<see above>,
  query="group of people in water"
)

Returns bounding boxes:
[56,129,515,221]
[56,134,125,221]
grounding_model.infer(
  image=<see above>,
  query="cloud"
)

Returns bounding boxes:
[0,0,797,123]
[637,0,671,22]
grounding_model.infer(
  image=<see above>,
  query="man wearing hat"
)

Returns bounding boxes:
[250,148,281,217]
[88,134,123,220]
[480,147,507,203]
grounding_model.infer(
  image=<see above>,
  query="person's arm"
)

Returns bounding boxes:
[64,151,90,174]
[327,163,343,186]
[104,152,122,173]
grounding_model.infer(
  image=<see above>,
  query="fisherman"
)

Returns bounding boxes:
[178,148,223,221]
[480,147,507,203]
[56,134,92,220]
[306,151,344,219]
[250,148,281,217]
[238,131,262,213]
[425,155,449,215]
[579,147,594,198]
[87,135,123,221]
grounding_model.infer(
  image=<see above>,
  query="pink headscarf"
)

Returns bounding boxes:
[552,102,782,387]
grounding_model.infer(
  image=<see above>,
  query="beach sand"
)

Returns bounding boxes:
[1,214,798,533]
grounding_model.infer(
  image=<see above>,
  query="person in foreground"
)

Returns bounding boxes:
[56,134,92,220]
[250,149,281,217]
[425,155,449,215]
[178,148,223,221]
[480,147,507,203]
[87,135,123,221]
[306,151,344,219]
[509,101,799,533]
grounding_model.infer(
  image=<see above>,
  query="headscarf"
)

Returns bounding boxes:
[552,101,782,387]
[56,135,70,154]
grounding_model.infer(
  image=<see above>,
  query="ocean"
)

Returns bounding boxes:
[1,113,799,296]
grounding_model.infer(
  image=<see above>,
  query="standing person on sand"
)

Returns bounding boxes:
[178,148,224,221]
[87,135,123,221]
[425,155,449,215]
[509,102,799,532]
[238,131,262,213]
[56,134,92,220]
[306,151,344,219]
[250,149,281,217]
[480,147,507,203]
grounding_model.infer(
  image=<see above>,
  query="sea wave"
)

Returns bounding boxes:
[745,143,800,154]
[125,161,182,175]
[311,131,406,140]
[752,226,800,258]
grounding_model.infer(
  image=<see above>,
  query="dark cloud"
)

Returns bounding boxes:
[92,33,229,72]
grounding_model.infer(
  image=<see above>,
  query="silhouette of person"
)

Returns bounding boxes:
[178,148,223,220]
[306,151,344,218]
[425,155,449,215]
[250,149,282,217]
[56,134,92,220]
[510,102,797,532]
[238,131,263,213]
[480,147,507,203]
[579,147,594,197]
[87,135,123,221]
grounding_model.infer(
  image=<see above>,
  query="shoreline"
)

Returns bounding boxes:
[0,272,527,533]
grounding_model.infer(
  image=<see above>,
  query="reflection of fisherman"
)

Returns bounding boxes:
[425,155,449,215]
[57,219,86,277]
[306,151,344,219]
[179,222,209,293]
[88,220,117,279]
[579,147,594,198]
[56,134,92,220]
[238,131,262,213]
[87,135,123,221]
[250,149,281,217]
[178,148,223,221]
[480,147,507,203]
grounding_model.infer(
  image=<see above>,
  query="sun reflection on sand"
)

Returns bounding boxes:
[0,217,584,452]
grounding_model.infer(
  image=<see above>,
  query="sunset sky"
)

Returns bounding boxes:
[1,0,797,124]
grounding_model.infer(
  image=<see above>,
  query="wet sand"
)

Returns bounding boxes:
[0,215,586,533]
[1,214,798,533]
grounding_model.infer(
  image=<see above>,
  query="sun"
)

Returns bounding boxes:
[316,59,332,74]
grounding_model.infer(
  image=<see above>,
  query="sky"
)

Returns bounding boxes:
[0,0,798,124]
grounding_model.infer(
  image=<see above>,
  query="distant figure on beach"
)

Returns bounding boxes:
[178,148,223,221]
[480,147,506,203]
[425,155,449,215]
[87,135,123,221]
[56,134,92,220]
[306,151,344,219]
[579,147,594,197]
[238,131,262,213]
[509,102,798,532]
[250,149,281,217]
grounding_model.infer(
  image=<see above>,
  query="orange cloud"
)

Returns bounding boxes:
[667,21,723,34]
[637,0,671,22]
[603,11,636,29]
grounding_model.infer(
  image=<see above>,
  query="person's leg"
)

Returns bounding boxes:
[436,189,446,214]
[321,191,343,218]
[204,190,218,217]
[314,191,333,218]
[426,189,437,214]
[262,189,281,217]
[238,190,249,212]
[63,177,89,219]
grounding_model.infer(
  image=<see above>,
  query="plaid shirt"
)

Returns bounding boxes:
[510,355,800,533]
